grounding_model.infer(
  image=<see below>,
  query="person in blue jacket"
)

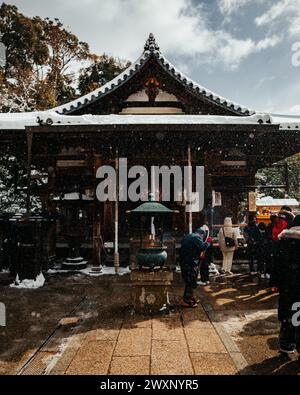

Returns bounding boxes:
[180,229,210,308]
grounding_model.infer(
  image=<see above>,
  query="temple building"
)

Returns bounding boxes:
[0,34,300,269]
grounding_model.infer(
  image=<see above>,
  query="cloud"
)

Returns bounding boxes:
[284,104,300,115]
[255,0,300,37]
[8,0,282,70]
[253,76,276,90]
[217,34,282,69]
[217,0,252,16]
[255,0,290,26]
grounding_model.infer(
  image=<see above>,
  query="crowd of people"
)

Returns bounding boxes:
[179,206,300,355]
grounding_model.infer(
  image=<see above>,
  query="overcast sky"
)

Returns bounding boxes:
[4,0,300,114]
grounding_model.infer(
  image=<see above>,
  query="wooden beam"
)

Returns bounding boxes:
[27,123,278,134]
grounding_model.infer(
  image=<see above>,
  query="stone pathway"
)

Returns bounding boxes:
[20,297,245,376]
[5,272,297,375]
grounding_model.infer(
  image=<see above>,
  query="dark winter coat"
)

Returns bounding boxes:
[180,233,209,286]
[263,222,276,258]
[244,223,262,245]
[265,222,274,241]
[270,227,300,321]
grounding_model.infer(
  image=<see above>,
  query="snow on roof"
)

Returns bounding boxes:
[51,33,256,116]
[35,112,271,126]
[270,114,300,131]
[53,192,93,201]
[256,196,299,207]
[1,111,300,131]
[0,111,40,130]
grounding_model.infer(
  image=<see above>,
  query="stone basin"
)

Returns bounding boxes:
[136,247,168,270]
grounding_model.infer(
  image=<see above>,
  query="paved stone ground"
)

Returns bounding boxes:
[200,273,300,375]
[1,270,299,375]
[31,299,239,376]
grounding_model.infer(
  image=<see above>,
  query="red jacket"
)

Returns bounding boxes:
[272,217,287,242]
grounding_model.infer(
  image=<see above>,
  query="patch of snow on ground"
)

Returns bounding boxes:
[10,273,45,289]
[44,337,71,375]
[47,265,130,277]
[219,310,278,341]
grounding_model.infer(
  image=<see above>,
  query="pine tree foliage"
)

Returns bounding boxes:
[256,154,300,200]
[0,4,129,213]
[78,54,130,95]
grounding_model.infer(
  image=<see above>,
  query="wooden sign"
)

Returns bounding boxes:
[212,191,222,207]
[56,160,86,168]
[248,192,257,212]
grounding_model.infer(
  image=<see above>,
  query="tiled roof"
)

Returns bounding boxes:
[52,33,256,116]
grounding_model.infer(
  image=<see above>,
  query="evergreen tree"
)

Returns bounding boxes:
[256,154,300,200]
[0,3,130,213]
[78,54,130,95]
[0,3,90,111]
[0,4,130,111]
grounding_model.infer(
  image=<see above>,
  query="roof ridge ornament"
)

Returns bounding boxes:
[144,33,160,54]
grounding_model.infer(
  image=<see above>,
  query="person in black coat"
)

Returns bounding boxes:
[257,222,269,277]
[271,215,300,354]
[264,215,277,278]
[180,230,210,308]
[244,215,263,274]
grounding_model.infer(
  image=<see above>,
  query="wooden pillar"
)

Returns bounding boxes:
[150,165,156,239]
[284,161,290,196]
[93,217,102,269]
[33,220,43,278]
[206,173,214,235]
[26,130,33,216]
[188,146,193,234]
[92,155,102,271]
[114,150,120,274]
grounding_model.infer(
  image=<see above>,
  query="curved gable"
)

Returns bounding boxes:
[52,34,255,117]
